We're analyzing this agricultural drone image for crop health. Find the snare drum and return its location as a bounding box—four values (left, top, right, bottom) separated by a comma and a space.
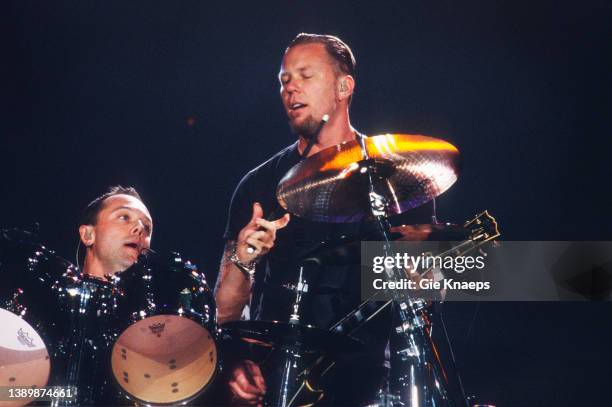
0, 229, 73, 407
110, 252, 217, 405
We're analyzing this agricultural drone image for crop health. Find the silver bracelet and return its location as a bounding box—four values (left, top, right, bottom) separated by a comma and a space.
230, 245, 256, 281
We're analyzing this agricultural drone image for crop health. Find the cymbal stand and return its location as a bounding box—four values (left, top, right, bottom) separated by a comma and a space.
355, 134, 465, 407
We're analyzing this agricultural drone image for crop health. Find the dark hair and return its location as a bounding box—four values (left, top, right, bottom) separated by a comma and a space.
80, 185, 143, 226
286, 33, 356, 78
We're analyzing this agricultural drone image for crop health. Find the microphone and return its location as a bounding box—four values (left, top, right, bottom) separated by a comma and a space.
301, 114, 329, 160
140, 247, 157, 256
136, 247, 157, 264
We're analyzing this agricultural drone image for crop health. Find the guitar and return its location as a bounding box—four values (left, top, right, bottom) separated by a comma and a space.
288, 210, 500, 406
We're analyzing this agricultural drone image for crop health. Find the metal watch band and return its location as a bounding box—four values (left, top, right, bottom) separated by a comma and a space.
230, 245, 256, 280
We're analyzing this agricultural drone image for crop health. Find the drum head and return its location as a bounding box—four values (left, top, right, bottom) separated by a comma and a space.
0, 309, 50, 407
111, 314, 217, 404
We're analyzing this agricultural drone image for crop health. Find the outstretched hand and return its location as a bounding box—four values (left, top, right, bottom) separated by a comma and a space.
236, 202, 290, 264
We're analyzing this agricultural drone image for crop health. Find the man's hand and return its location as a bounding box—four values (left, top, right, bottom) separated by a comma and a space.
236, 202, 290, 264
229, 360, 266, 406
215, 203, 290, 324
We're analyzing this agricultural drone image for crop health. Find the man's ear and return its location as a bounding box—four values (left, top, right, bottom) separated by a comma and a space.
79, 225, 95, 247
337, 75, 355, 101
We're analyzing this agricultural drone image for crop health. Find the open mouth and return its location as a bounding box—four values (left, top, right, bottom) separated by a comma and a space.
289, 102, 307, 111
124, 242, 139, 251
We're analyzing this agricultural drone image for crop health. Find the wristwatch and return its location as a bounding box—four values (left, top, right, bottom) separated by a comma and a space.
230, 245, 257, 282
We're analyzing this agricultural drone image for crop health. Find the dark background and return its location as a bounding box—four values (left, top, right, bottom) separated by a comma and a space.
3, 1, 612, 405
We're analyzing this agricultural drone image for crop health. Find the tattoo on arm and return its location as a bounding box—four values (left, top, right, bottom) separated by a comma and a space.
214, 241, 235, 295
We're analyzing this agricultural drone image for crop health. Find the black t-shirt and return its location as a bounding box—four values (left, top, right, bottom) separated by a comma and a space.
223, 141, 435, 404
223, 141, 434, 329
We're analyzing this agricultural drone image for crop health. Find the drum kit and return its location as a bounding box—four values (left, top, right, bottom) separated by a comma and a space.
0, 134, 499, 406
0, 231, 218, 406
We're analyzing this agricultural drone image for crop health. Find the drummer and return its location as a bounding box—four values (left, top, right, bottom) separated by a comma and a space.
78, 185, 152, 279
215, 34, 435, 405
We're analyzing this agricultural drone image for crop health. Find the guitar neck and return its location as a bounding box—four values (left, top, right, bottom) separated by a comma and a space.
330, 212, 500, 336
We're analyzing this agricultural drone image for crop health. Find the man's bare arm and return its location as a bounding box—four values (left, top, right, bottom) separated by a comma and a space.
215, 203, 290, 325
214, 241, 253, 325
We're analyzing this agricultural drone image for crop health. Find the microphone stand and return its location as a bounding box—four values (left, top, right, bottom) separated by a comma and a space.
267, 264, 310, 407
354, 133, 466, 407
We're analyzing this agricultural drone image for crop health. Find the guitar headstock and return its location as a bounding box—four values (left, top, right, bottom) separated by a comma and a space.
463, 210, 501, 243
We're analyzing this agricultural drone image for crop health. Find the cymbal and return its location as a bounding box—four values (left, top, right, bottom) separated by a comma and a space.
221, 320, 363, 354
277, 134, 460, 222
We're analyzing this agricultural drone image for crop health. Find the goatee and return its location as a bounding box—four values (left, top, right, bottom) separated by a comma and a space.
288, 115, 320, 140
